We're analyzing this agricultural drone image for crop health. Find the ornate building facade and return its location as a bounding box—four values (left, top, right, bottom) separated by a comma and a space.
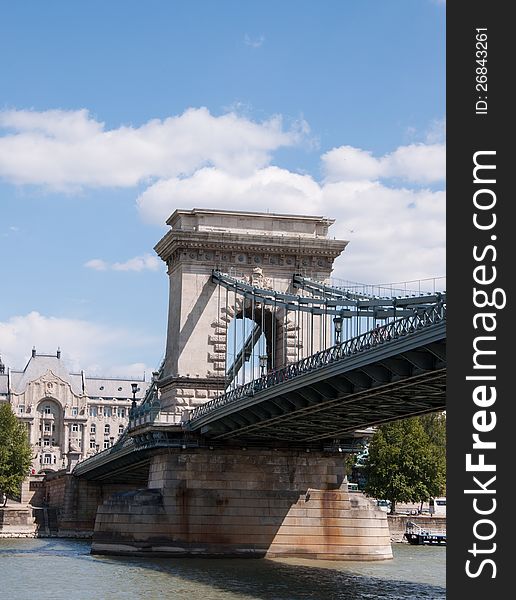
0, 349, 148, 473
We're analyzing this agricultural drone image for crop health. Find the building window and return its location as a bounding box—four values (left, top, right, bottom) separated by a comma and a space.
117, 407, 126, 418
89, 406, 97, 417
44, 423, 51, 433
90, 424, 96, 434
43, 454, 52, 464
72, 407, 78, 416
90, 441, 96, 449
118, 425, 124, 435
51, 438, 56, 446
72, 424, 79, 432
104, 406, 112, 418
103, 440, 110, 449
44, 439, 50, 447
19, 405, 25, 414
44, 405, 51, 414
104, 424, 110, 435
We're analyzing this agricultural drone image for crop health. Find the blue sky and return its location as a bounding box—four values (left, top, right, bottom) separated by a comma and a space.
0, 0, 445, 377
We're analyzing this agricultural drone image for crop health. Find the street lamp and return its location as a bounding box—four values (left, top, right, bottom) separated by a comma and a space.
333, 315, 343, 344
259, 355, 268, 377
130, 382, 140, 416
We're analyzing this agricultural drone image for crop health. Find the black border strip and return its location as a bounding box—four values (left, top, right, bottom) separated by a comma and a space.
447, 3, 512, 596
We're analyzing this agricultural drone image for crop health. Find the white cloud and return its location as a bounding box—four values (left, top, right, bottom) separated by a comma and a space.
84, 254, 161, 272
0, 105, 445, 286
0, 107, 301, 188
136, 166, 322, 225
383, 144, 445, 183
244, 34, 265, 48
84, 259, 108, 271
113, 254, 160, 272
320, 180, 445, 283
425, 117, 446, 144
0, 311, 157, 378
322, 142, 445, 184
322, 146, 381, 182
137, 163, 445, 283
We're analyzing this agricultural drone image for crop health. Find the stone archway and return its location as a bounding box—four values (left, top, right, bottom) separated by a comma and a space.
212, 298, 301, 382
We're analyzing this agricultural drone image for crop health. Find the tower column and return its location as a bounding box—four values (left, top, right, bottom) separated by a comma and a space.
154, 209, 347, 415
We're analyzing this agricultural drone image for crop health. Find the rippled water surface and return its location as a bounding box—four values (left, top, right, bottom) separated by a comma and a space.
0, 538, 445, 599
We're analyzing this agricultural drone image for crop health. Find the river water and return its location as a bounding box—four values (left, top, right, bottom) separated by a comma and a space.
0, 538, 445, 599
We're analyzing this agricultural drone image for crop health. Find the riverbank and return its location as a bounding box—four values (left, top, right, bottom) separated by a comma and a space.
387, 514, 446, 543
0, 505, 37, 538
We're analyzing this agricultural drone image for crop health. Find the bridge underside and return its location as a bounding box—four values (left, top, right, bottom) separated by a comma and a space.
75, 441, 150, 483
201, 369, 445, 443
191, 327, 446, 444
75, 327, 445, 483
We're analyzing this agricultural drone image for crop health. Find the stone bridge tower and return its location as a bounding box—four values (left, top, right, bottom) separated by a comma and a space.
154, 209, 348, 416
83, 209, 393, 561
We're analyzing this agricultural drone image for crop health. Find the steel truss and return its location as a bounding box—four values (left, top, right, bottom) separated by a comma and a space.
212, 270, 446, 318
187, 301, 446, 439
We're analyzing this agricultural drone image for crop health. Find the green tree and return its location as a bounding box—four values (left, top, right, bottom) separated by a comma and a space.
419, 412, 446, 497
363, 414, 446, 514
0, 403, 33, 506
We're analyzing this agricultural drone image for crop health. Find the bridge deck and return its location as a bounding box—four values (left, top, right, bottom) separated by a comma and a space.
74, 305, 445, 479
187, 320, 445, 442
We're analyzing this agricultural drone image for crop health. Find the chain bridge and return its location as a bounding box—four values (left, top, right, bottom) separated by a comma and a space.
69, 209, 446, 561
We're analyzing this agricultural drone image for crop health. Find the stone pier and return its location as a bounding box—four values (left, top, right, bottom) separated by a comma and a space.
0, 506, 37, 537
92, 447, 392, 560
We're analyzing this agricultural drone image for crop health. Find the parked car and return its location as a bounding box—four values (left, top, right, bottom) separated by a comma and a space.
377, 499, 391, 512
429, 497, 446, 516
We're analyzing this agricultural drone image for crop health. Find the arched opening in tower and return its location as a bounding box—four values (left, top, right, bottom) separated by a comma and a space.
224, 303, 295, 390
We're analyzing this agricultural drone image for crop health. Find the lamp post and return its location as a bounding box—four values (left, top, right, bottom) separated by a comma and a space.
259, 355, 268, 377
130, 382, 139, 417
333, 315, 343, 344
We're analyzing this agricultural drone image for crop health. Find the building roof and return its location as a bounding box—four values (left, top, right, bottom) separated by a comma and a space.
84, 377, 146, 400
5, 350, 148, 399
9, 353, 84, 395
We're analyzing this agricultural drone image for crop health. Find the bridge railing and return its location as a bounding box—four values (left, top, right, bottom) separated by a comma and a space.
129, 408, 182, 428
188, 303, 446, 424
73, 357, 166, 474
72, 434, 135, 474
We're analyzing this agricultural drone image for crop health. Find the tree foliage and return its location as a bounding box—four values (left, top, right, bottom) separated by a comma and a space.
0, 403, 33, 504
363, 413, 446, 513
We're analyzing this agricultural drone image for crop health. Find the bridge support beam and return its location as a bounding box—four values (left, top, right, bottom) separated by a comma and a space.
91, 447, 392, 560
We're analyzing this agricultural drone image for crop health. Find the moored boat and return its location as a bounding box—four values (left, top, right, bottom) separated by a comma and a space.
404, 521, 446, 545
